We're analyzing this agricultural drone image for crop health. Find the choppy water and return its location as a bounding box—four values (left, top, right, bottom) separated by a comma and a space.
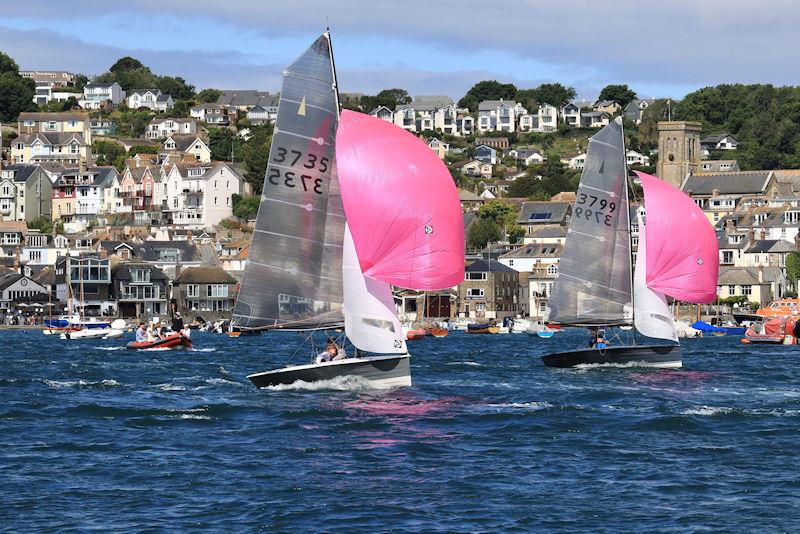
2, 329, 800, 531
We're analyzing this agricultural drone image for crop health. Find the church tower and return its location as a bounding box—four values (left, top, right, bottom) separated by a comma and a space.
656, 121, 702, 188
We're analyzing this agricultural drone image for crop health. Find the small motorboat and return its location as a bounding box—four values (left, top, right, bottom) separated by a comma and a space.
431, 328, 449, 338
127, 332, 193, 350
537, 330, 555, 339
466, 323, 496, 334
691, 320, 745, 336
743, 316, 799, 344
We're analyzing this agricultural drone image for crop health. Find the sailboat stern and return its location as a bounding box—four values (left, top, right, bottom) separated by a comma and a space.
541, 344, 682, 369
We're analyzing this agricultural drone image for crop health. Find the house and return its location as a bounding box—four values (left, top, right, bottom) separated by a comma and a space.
716, 266, 785, 308
94, 240, 137, 263
145, 118, 197, 140
32, 86, 82, 106
51, 166, 117, 229
594, 100, 621, 114
517, 201, 572, 243
461, 160, 492, 179
477, 99, 527, 133
561, 152, 587, 170
0, 164, 55, 222
458, 259, 519, 320
173, 266, 238, 320
0, 271, 50, 311
369, 106, 394, 122
622, 99, 651, 124
127, 89, 173, 112
701, 134, 738, 153
681, 171, 776, 224
161, 135, 212, 163
55, 254, 115, 315
698, 160, 740, 173
474, 137, 510, 150
561, 102, 581, 127
392, 96, 454, 133
509, 148, 546, 167
161, 162, 247, 229
218, 240, 249, 280
22, 230, 64, 266
246, 104, 277, 125
458, 188, 484, 213
519, 103, 558, 133
626, 150, 650, 167
426, 138, 450, 159
80, 82, 125, 109
498, 243, 562, 319
216, 90, 279, 112
474, 145, 497, 165
111, 263, 170, 318
0, 221, 27, 259
190, 103, 235, 125
89, 118, 117, 136
20, 70, 74, 87
120, 163, 160, 223
580, 112, 611, 129
13, 112, 92, 164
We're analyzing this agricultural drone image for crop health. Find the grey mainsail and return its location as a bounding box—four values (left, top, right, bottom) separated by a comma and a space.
232, 33, 345, 330
548, 117, 632, 326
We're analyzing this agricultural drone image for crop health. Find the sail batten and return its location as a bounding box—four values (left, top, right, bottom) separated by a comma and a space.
232, 34, 344, 331
548, 118, 633, 326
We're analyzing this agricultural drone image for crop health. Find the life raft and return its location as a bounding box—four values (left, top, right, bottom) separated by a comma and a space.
127, 332, 193, 350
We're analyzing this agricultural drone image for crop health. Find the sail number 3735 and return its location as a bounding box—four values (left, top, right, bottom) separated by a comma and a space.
269, 147, 329, 194
575, 193, 616, 227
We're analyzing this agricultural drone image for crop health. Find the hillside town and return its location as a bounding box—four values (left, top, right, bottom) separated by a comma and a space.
0, 65, 798, 326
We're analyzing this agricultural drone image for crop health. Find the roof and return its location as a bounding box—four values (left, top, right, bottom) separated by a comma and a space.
745, 239, 797, 254
595, 100, 618, 107
682, 172, 772, 196
0, 221, 28, 234
216, 90, 279, 108
701, 134, 737, 144
526, 224, 568, 238
128, 88, 160, 96
463, 212, 478, 230
500, 243, 563, 259
517, 201, 571, 224
0, 273, 25, 291
465, 259, 516, 273
111, 263, 168, 281
16, 132, 86, 146
478, 100, 519, 111
174, 266, 237, 284
718, 266, 783, 285
138, 241, 201, 263
3, 164, 41, 183
18, 112, 88, 122
85, 82, 117, 88
458, 189, 482, 202
164, 135, 207, 152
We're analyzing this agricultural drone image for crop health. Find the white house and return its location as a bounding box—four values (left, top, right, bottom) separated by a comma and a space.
509, 148, 546, 166
626, 150, 651, 167
561, 152, 587, 169
190, 103, 231, 125
461, 160, 492, 179
162, 162, 248, 229
477, 99, 527, 133
80, 82, 126, 109
369, 106, 394, 123
33, 86, 82, 106
561, 102, 581, 127
519, 103, 558, 133
426, 138, 450, 159
580, 112, 611, 128
161, 135, 212, 163
145, 118, 197, 140
127, 89, 173, 112
246, 104, 277, 125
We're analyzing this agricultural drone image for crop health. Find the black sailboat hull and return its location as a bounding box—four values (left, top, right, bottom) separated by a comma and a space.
542, 344, 682, 368
248, 354, 411, 388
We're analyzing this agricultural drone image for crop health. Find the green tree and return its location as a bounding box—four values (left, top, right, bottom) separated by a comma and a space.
167, 99, 191, 118
598, 84, 637, 108
467, 217, 501, 249
458, 80, 518, 111
209, 127, 235, 161
28, 215, 53, 234
517, 83, 576, 108
232, 194, 262, 220
360, 88, 412, 112
110, 57, 146, 73
196, 88, 222, 103
0, 52, 35, 121
72, 74, 89, 92
157, 75, 195, 100
478, 200, 519, 228
127, 145, 158, 155
93, 140, 126, 166
786, 251, 800, 290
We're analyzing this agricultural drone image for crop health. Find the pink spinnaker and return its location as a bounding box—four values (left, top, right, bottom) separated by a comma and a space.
635, 171, 718, 304
336, 110, 465, 290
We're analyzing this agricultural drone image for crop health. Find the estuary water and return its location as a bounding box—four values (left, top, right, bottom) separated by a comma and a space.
2, 329, 799, 532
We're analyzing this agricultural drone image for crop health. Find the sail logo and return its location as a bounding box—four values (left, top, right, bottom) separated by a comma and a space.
424, 225, 433, 234
298, 96, 307, 116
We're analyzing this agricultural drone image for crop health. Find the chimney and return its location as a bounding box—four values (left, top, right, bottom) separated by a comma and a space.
79, 157, 87, 174
725, 219, 734, 233
759, 229, 766, 241
187, 229, 193, 243
795, 232, 800, 251
13, 246, 20, 273
758, 265, 764, 283
99, 247, 108, 260
748, 228, 755, 244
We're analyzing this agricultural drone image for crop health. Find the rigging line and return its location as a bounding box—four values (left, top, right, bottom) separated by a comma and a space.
252, 228, 344, 248
260, 195, 346, 217
589, 138, 624, 151
557, 272, 631, 295
283, 70, 332, 86
273, 129, 332, 146
280, 97, 337, 115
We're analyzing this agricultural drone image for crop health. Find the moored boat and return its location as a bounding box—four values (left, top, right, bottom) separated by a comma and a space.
743, 316, 800, 344
430, 328, 448, 337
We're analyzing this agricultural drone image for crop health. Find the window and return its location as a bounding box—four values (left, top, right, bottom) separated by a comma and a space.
207, 284, 228, 297
29, 250, 42, 262
741, 285, 752, 296
468, 288, 485, 298
722, 251, 733, 264
466, 272, 487, 280
530, 212, 552, 220
547, 264, 558, 275
186, 284, 199, 297
131, 269, 150, 283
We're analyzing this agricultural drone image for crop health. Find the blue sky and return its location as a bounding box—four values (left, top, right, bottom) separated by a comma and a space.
0, 1, 796, 101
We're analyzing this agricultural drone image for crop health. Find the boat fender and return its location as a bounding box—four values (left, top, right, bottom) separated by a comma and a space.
596, 342, 607, 348
740, 338, 750, 344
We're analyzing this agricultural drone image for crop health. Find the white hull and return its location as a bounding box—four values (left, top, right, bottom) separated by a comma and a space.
248, 354, 411, 389
61, 328, 125, 340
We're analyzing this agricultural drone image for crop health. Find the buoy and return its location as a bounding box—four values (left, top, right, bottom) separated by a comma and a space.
741, 338, 751, 344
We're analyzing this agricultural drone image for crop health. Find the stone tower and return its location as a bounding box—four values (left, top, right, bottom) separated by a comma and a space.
656, 121, 702, 188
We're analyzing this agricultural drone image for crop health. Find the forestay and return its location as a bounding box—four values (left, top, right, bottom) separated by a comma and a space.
633, 214, 678, 342
232, 34, 345, 330
548, 118, 632, 326
343, 226, 407, 354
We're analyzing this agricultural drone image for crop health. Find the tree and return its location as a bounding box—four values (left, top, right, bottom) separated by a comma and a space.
232, 194, 261, 220
28, 215, 53, 234
157, 75, 195, 100
458, 80, 518, 111
110, 57, 146, 73
507, 174, 540, 198
467, 218, 501, 249
93, 140, 126, 166
0, 52, 35, 121
517, 83, 576, 109
196, 88, 222, 103
209, 127, 235, 161
359, 88, 412, 112
73, 74, 89, 92
786, 252, 800, 290
167, 99, 191, 118
127, 145, 158, 155
478, 200, 519, 228
598, 84, 637, 108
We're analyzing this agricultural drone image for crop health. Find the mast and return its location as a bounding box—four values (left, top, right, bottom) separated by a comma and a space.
620, 119, 635, 325
326, 29, 341, 117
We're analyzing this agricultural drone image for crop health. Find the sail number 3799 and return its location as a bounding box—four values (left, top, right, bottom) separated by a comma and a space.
575, 193, 616, 227
269, 147, 330, 194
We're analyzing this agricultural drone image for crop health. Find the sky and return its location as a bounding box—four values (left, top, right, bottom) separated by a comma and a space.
1, 0, 798, 101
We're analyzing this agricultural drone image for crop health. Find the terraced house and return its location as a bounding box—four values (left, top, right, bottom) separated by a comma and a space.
13, 112, 92, 165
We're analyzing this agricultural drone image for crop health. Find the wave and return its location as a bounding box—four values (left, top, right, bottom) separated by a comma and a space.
42, 378, 124, 389
681, 405, 738, 416
153, 383, 187, 392
97, 347, 125, 352
486, 401, 553, 411
446, 361, 483, 367
191, 348, 217, 352
267, 375, 397, 392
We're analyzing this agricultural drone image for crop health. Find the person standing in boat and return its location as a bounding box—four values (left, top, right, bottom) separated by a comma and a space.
135, 322, 147, 343
172, 312, 184, 335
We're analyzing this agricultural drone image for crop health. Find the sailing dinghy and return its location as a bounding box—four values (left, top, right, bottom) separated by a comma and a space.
234, 33, 463, 388
542, 119, 718, 368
